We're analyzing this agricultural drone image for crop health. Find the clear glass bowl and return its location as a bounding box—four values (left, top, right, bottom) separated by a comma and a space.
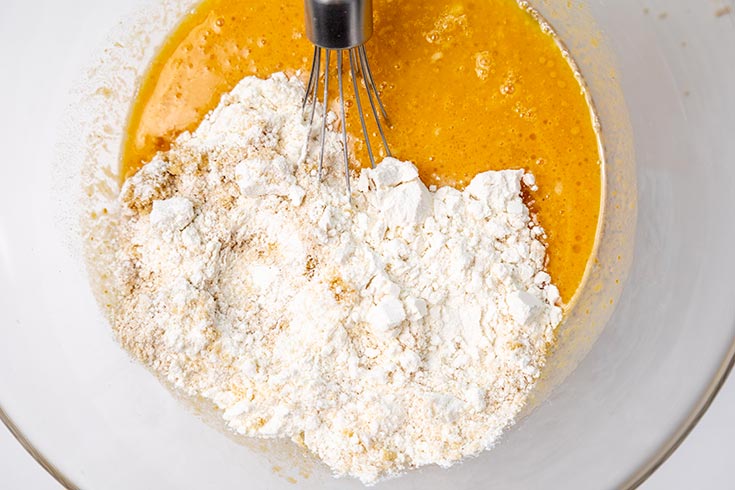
1, 0, 733, 488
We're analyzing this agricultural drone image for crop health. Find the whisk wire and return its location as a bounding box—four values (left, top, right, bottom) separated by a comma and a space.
359, 46, 391, 127
337, 50, 352, 194
349, 48, 376, 168
307, 48, 321, 128
318, 49, 331, 182
357, 46, 392, 159
302, 45, 321, 171
303, 46, 319, 111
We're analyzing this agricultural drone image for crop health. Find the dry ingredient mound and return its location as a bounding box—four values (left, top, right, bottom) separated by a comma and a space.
113, 72, 562, 484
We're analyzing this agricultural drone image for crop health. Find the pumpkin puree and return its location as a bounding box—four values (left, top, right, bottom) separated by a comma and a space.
122, 0, 602, 303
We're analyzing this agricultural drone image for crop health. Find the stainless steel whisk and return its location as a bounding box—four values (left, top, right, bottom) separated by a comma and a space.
303, 0, 391, 192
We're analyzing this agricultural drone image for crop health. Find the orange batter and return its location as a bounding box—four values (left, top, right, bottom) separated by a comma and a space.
122, 0, 602, 303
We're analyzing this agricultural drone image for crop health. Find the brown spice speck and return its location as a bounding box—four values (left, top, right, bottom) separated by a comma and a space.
329, 276, 354, 302
304, 255, 317, 279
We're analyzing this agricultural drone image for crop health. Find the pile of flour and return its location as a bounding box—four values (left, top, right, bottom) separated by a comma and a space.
113, 72, 562, 484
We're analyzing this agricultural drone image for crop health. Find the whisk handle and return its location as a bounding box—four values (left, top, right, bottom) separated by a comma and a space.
304, 0, 373, 50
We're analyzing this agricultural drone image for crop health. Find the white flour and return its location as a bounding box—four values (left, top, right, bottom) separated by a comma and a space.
113, 73, 562, 484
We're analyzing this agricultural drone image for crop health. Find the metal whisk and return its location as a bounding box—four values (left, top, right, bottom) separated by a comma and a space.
303, 0, 392, 192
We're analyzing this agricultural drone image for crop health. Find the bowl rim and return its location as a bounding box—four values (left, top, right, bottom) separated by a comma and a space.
2, 333, 735, 490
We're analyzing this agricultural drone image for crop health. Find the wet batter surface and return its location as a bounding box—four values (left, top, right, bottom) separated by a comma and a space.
122, 0, 602, 303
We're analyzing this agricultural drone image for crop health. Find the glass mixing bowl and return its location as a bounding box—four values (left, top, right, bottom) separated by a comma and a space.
1, 0, 733, 488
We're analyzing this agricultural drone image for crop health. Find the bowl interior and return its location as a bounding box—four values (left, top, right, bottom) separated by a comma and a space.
1, 0, 734, 489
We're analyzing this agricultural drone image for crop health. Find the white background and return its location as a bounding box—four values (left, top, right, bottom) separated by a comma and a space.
2, 372, 734, 489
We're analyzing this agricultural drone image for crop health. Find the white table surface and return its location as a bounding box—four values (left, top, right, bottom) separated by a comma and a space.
2, 372, 734, 489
